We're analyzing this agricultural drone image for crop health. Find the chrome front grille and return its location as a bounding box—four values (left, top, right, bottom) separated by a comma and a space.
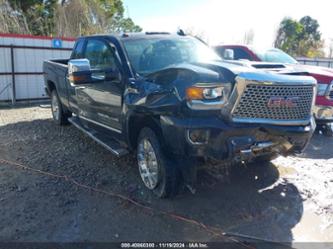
232, 84, 314, 123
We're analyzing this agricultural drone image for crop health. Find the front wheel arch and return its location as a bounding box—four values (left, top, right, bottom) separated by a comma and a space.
126, 113, 165, 151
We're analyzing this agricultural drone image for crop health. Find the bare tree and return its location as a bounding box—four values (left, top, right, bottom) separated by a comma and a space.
183, 26, 209, 44
1, 0, 141, 37
55, 0, 92, 37
0, 0, 30, 34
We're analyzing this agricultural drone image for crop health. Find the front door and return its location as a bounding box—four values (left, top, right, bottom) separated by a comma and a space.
76, 38, 123, 133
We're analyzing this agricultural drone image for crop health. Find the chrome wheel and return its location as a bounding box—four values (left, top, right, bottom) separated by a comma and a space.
51, 92, 59, 121
137, 138, 159, 189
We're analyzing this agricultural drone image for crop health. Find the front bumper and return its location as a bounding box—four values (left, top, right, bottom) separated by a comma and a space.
313, 105, 333, 123
161, 115, 315, 162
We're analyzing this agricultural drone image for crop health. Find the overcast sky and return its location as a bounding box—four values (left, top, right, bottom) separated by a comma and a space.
123, 0, 333, 52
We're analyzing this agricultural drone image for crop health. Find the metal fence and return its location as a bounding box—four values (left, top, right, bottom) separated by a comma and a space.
0, 34, 75, 104
296, 57, 333, 68
0, 44, 72, 104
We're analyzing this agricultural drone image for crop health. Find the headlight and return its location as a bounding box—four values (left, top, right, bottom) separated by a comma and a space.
203, 87, 224, 99
185, 84, 232, 110
317, 83, 328, 96
186, 86, 224, 100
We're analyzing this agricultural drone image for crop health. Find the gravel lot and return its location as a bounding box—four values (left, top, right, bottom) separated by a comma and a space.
0, 105, 332, 245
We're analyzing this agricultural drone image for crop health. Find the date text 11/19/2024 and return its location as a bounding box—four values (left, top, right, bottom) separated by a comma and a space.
120, 242, 208, 248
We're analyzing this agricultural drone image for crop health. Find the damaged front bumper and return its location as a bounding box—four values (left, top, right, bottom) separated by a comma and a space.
161, 115, 316, 162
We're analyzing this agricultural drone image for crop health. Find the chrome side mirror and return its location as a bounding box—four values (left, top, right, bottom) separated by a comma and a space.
68, 59, 92, 84
224, 49, 234, 60
68, 59, 91, 74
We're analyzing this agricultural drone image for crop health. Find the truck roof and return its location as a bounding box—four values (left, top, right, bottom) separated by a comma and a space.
79, 32, 184, 41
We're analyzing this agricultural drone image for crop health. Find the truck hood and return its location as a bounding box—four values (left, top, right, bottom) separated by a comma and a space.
128, 60, 316, 117
289, 64, 333, 82
228, 59, 333, 83
225, 59, 287, 70
146, 60, 316, 85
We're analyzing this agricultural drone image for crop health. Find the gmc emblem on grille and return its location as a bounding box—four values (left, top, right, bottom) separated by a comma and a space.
267, 96, 299, 108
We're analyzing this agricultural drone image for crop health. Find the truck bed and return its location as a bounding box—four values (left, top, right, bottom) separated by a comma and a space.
43, 58, 73, 110
47, 59, 69, 66
44, 58, 69, 77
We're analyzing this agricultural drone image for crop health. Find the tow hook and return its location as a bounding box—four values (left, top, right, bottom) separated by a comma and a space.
251, 141, 274, 152
240, 141, 274, 161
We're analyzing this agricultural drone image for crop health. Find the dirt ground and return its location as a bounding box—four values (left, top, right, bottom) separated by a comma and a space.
0, 105, 332, 246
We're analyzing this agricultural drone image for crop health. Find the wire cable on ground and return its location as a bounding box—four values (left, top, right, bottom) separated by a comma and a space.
0, 158, 265, 249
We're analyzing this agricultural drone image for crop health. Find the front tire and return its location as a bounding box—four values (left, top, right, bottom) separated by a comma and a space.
321, 123, 333, 137
137, 127, 181, 198
51, 90, 71, 125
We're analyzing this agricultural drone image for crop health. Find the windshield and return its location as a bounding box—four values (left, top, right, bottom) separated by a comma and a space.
122, 36, 221, 75
251, 47, 298, 64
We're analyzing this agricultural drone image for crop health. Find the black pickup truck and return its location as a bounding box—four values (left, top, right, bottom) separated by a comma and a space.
43, 32, 316, 198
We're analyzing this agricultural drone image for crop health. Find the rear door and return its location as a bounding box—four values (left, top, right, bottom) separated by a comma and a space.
76, 38, 124, 133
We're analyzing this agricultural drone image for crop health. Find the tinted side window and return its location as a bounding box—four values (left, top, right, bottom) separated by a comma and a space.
214, 47, 225, 58
71, 40, 85, 59
233, 48, 253, 60
84, 39, 117, 70
214, 47, 253, 61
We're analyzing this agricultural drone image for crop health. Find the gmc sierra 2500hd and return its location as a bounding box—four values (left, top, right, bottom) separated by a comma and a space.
43, 32, 316, 198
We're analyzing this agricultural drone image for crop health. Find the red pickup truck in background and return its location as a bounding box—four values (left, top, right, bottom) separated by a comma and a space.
214, 45, 333, 136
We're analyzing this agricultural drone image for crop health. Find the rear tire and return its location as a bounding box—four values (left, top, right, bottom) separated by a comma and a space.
51, 90, 71, 125
137, 127, 181, 198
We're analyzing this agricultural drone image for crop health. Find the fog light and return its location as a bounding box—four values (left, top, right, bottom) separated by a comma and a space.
187, 129, 209, 144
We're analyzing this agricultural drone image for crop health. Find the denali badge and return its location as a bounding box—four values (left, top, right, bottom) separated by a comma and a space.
267, 96, 299, 108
